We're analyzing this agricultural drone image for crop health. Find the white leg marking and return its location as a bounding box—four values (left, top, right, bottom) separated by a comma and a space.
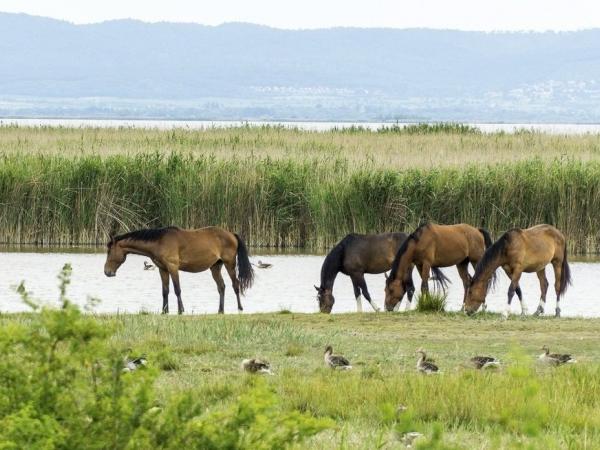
503, 303, 510, 318
520, 297, 528, 315
355, 295, 363, 313
368, 299, 381, 312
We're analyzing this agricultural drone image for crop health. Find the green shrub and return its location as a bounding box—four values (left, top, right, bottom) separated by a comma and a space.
416, 292, 447, 313
0, 265, 333, 449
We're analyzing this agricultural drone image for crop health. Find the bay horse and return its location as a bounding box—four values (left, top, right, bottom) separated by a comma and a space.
104, 226, 254, 314
464, 224, 571, 317
314, 232, 418, 313
384, 223, 493, 311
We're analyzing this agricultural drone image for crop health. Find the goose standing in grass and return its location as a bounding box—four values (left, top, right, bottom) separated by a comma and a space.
401, 431, 424, 448
416, 349, 439, 374
470, 356, 501, 369
539, 346, 576, 365
252, 260, 273, 269
324, 345, 352, 370
143, 261, 155, 270
123, 355, 147, 372
241, 358, 273, 375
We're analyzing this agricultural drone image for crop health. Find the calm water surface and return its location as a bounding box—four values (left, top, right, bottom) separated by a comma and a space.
1, 251, 599, 317
2, 118, 600, 134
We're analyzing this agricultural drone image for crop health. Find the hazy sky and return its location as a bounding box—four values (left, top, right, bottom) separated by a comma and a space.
1, 0, 600, 31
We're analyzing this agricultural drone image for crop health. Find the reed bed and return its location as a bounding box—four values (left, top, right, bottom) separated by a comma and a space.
0, 151, 598, 251
1, 125, 599, 251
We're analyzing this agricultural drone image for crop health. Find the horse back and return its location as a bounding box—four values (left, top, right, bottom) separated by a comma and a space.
174, 226, 238, 270
342, 232, 407, 274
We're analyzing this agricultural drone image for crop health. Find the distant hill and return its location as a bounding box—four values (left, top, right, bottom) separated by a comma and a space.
1, 12, 600, 122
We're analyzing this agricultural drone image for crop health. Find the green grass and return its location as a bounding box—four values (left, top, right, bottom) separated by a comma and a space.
4, 311, 600, 449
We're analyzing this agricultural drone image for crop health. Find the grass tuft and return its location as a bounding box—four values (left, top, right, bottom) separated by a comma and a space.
416, 292, 447, 313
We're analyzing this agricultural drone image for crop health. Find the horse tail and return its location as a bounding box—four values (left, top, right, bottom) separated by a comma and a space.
431, 267, 451, 291
478, 228, 493, 249
559, 242, 572, 298
478, 227, 497, 288
234, 233, 254, 295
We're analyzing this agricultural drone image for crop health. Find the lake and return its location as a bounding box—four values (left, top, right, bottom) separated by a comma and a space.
2, 118, 600, 134
1, 250, 598, 317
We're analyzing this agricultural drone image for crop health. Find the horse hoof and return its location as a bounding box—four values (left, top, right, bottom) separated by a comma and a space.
555, 309, 561, 318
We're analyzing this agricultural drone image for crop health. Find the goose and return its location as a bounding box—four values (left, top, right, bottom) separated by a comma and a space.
252, 260, 273, 269
123, 355, 147, 372
324, 345, 352, 370
539, 346, 576, 365
416, 349, 439, 374
400, 431, 424, 448
470, 356, 501, 369
241, 358, 273, 375
143, 261, 155, 270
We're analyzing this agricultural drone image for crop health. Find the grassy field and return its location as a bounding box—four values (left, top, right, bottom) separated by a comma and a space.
2, 123, 600, 168
1, 124, 600, 252
4, 310, 600, 449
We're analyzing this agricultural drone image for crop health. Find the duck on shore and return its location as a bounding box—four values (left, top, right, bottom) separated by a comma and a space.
416, 349, 439, 374
470, 356, 501, 369
123, 355, 147, 372
241, 358, 273, 375
252, 260, 273, 269
324, 345, 352, 370
539, 346, 576, 365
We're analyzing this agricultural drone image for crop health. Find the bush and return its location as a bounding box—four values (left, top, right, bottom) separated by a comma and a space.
0, 264, 333, 449
416, 292, 447, 313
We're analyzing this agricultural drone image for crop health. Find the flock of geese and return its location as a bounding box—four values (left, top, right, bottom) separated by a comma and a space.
239, 345, 576, 375
122, 346, 576, 374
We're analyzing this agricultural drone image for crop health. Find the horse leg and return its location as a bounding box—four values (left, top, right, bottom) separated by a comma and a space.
356, 275, 380, 312
505, 269, 522, 318
551, 260, 562, 318
211, 262, 226, 314
533, 269, 549, 317
404, 271, 416, 311
350, 276, 363, 312
419, 263, 431, 293
169, 270, 185, 315
470, 260, 486, 312
159, 268, 169, 314
457, 260, 471, 312
515, 285, 526, 315
225, 262, 243, 313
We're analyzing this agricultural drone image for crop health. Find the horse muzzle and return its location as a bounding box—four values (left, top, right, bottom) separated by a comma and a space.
104, 270, 116, 277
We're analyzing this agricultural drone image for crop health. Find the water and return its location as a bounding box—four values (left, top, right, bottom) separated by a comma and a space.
2, 118, 600, 134
1, 251, 599, 317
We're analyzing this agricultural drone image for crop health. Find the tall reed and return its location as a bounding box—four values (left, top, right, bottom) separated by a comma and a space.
0, 152, 597, 252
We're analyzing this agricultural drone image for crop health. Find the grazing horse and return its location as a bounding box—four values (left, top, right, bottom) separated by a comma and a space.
464, 224, 571, 317
315, 233, 416, 313
384, 223, 493, 311
104, 226, 254, 314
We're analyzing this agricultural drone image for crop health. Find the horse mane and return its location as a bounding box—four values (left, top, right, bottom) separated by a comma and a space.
472, 229, 514, 289
110, 226, 179, 246
388, 223, 429, 282
320, 234, 356, 288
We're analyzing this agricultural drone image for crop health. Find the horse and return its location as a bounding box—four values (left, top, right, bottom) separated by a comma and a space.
464, 224, 571, 317
384, 223, 493, 311
314, 233, 417, 313
104, 226, 254, 314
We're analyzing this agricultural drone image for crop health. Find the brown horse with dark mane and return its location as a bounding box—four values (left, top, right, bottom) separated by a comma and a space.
384, 223, 493, 311
104, 226, 254, 314
315, 233, 417, 313
464, 224, 571, 317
